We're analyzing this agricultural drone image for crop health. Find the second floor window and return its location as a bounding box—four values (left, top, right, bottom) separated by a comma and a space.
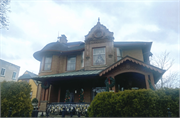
1, 68, 6, 76
12, 72, 16, 80
117, 48, 122, 61
93, 47, 106, 66
44, 56, 52, 71
81, 51, 84, 67
67, 56, 76, 71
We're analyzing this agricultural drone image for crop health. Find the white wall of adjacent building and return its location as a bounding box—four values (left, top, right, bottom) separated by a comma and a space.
0, 59, 20, 82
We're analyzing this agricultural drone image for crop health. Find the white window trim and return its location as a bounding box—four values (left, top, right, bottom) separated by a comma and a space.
0, 67, 6, 76
12, 71, 16, 80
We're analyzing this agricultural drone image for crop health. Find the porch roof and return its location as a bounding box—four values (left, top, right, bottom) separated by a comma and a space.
32, 70, 102, 81
99, 56, 166, 83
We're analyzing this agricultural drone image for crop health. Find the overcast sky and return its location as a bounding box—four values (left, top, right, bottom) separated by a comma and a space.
0, 0, 179, 80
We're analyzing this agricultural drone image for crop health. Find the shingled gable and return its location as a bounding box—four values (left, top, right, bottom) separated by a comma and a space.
99, 56, 166, 83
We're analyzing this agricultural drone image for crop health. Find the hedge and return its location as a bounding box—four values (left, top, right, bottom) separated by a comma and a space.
88, 88, 179, 117
1, 81, 33, 117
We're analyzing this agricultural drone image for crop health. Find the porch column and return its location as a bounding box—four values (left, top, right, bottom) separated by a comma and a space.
38, 84, 42, 107
150, 73, 156, 89
145, 74, 150, 89
57, 87, 61, 102
48, 85, 52, 102
41, 88, 45, 101
45, 88, 49, 101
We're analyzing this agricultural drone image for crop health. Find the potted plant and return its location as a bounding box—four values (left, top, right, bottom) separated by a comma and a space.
32, 98, 38, 106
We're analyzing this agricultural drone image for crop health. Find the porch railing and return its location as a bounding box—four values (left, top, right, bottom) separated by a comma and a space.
46, 102, 90, 117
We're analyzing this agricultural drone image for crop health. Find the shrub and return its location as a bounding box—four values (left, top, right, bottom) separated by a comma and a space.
32, 98, 38, 103
88, 88, 179, 117
1, 81, 33, 117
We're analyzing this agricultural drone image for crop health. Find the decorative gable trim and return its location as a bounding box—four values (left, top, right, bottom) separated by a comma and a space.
99, 56, 165, 76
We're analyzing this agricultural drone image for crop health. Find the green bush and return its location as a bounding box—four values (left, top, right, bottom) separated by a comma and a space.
32, 98, 38, 103
1, 81, 33, 117
88, 88, 179, 117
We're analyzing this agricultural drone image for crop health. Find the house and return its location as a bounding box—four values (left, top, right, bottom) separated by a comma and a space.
32, 20, 165, 111
0, 59, 20, 82
18, 70, 38, 100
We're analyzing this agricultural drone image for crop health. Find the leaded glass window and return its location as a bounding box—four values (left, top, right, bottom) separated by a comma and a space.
67, 56, 76, 71
93, 47, 106, 66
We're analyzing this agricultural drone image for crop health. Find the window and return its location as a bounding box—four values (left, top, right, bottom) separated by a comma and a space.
67, 56, 76, 71
93, 47, 105, 66
1, 68, 6, 76
81, 51, 84, 67
44, 56, 52, 71
12, 72, 16, 80
116, 48, 122, 61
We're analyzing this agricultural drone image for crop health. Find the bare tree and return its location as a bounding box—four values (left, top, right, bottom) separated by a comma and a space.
0, 0, 10, 29
150, 51, 175, 88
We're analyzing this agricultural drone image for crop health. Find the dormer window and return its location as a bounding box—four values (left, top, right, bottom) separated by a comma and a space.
67, 56, 76, 71
44, 56, 52, 71
116, 48, 122, 61
93, 47, 106, 66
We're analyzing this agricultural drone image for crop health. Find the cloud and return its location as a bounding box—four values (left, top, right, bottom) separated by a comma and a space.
1, 0, 179, 77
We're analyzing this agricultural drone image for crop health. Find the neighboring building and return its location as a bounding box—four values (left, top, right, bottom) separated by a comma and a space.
18, 70, 38, 100
0, 59, 20, 82
32, 20, 165, 111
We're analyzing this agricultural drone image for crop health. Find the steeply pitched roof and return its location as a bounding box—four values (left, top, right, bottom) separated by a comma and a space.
18, 70, 38, 85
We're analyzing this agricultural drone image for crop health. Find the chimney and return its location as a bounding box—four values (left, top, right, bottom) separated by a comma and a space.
58, 34, 67, 43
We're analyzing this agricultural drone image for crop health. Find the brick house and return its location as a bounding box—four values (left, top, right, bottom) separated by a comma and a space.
33, 20, 165, 111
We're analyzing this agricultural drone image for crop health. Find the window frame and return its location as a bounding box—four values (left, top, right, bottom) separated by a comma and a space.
43, 56, 52, 71
92, 47, 106, 66
12, 71, 16, 80
66, 55, 77, 71
0, 67, 6, 76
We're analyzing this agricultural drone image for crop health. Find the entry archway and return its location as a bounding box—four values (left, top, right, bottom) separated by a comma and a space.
115, 72, 146, 91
